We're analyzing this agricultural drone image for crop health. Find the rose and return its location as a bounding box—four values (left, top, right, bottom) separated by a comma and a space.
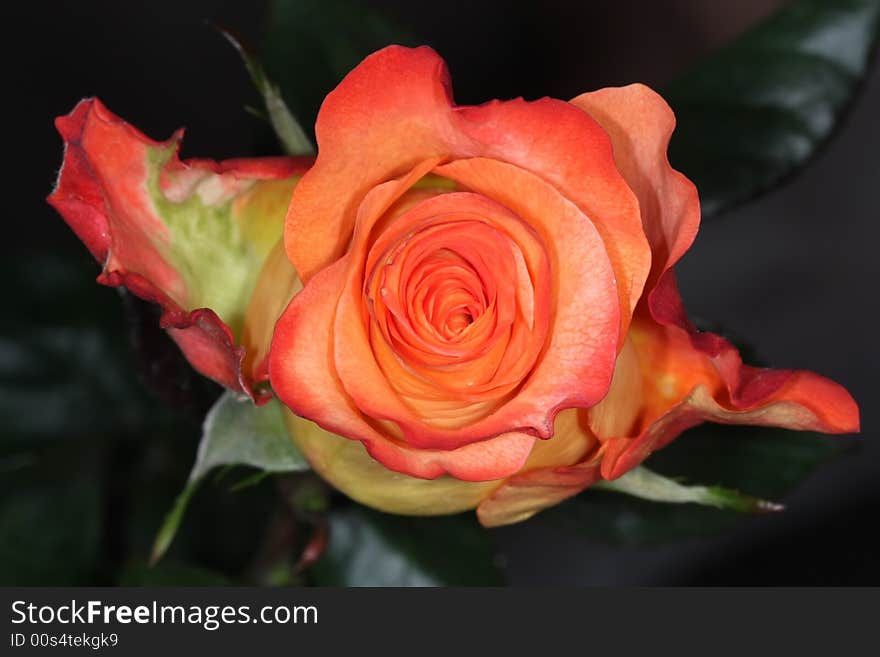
268, 46, 859, 526
49, 48, 859, 529
48, 98, 313, 402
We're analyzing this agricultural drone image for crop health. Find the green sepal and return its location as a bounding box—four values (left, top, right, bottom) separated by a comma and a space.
217, 26, 315, 156
595, 465, 783, 514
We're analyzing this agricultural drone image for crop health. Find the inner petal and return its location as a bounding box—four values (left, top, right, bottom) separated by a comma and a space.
334, 186, 555, 448
413, 251, 486, 340
375, 220, 515, 370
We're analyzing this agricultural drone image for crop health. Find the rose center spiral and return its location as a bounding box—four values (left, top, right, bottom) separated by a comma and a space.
412, 248, 488, 341
366, 218, 517, 371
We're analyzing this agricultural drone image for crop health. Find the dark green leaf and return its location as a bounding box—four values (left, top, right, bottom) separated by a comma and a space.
311, 507, 504, 586
550, 489, 745, 547
646, 425, 843, 500
551, 425, 843, 546
263, 0, 416, 132
664, 0, 880, 217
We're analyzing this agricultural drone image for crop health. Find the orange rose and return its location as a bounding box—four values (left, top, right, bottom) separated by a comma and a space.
266, 45, 855, 526
269, 47, 858, 526
46, 43, 860, 535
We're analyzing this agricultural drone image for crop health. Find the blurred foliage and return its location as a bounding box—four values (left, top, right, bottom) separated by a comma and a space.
0, 255, 156, 448
119, 561, 233, 586
663, 0, 880, 217
0, 469, 101, 585
310, 507, 504, 586
0, 253, 276, 585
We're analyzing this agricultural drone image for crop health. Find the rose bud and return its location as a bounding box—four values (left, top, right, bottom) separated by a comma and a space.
49, 99, 313, 402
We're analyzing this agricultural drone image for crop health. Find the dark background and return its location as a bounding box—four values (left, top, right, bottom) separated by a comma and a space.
12, 0, 879, 584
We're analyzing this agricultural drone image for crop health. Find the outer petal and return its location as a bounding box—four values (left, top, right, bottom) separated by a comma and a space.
599, 274, 860, 479
48, 98, 311, 399
241, 240, 303, 385
283, 411, 498, 515
571, 84, 700, 289
476, 409, 604, 527
285, 45, 649, 336
476, 339, 641, 527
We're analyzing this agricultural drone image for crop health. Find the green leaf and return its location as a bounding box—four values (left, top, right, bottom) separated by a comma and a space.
263, 0, 417, 132
595, 465, 783, 513
551, 425, 842, 546
151, 392, 309, 564
311, 507, 504, 586
191, 392, 310, 483
216, 27, 315, 156
663, 0, 880, 217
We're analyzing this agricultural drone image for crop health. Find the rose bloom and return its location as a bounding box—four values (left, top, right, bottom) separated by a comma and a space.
51, 46, 858, 527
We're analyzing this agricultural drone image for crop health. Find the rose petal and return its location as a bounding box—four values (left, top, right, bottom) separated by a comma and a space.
285, 46, 458, 283
453, 100, 648, 336
475, 339, 642, 527
284, 411, 499, 515
600, 274, 860, 479
241, 239, 303, 385
285, 46, 649, 337
309, 152, 620, 449
47, 98, 311, 399
572, 84, 700, 289
476, 409, 602, 527
476, 273, 860, 526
